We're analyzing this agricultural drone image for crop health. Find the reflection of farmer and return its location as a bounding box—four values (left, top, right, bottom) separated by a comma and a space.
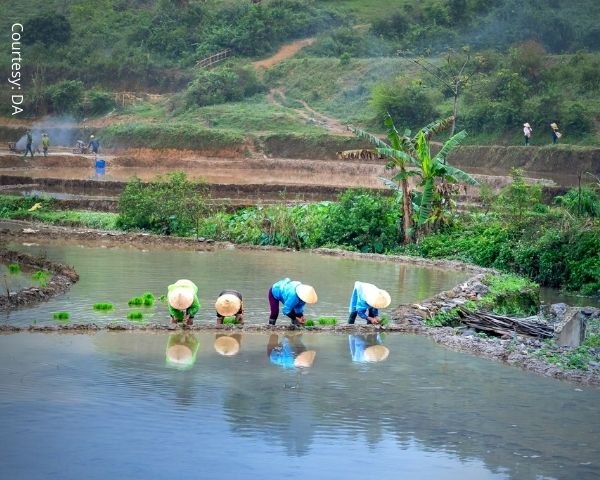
88, 134, 100, 154
23, 130, 34, 158
268, 278, 317, 326
348, 334, 389, 363
214, 333, 242, 356
41, 133, 50, 156
166, 332, 199, 368
168, 279, 200, 325
267, 333, 316, 369
348, 281, 391, 325
215, 290, 244, 325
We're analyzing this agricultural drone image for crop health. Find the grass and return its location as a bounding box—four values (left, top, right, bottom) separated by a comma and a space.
317, 316, 338, 325
535, 339, 597, 371
93, 303, 114, 310
52, 311, 70, 321
481, 274, 540, 317
128, 296, 144, 306
425, 307, 461, 327
8, 263, 20, 274
127, 311, 144, 321
32, 270, 51, 286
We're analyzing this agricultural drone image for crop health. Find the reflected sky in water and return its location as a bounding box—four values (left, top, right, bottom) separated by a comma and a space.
0, 332, 598, 480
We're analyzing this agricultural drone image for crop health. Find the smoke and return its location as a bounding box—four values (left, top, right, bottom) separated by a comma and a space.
15, 116, 81, 151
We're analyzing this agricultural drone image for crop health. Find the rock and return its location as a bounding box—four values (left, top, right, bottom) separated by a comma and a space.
472, 283, 489, 295
206, 239, 214, 243
22, 228, 39, 234
197, 237, 206, 242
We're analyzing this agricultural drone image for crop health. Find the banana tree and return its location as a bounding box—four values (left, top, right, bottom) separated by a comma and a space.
352, 115, 419, 244
413, 129, 478, 232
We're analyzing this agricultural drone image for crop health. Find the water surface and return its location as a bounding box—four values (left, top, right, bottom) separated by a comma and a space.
0, 332, 598, 480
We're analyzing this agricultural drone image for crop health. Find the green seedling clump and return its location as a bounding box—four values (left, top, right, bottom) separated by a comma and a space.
32, 270, 51, 286
93, 303, 114, 311
317, 317, 337, 325
304, 319, 315, 327
128, 296, 144, 306
52, 311, 70, 321
158, 294, 167, 303
127, 311, 144, 321
223, 317, 240, 325
143, 292, 155, 306
380, 314, 390, 326
8, 263, 20, 274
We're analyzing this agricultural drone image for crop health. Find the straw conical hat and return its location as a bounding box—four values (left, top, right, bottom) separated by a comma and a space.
363, 345, 389, 362
168, 288, 194, 311
294, 350, 316, 368
166, 344, 193, 364
215, 294, 242, 317
364, 285, 391, 309
214, 336, 240, 356
296, 284, 318, 304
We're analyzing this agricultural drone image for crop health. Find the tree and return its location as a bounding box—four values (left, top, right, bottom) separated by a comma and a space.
23, 15, 71, 46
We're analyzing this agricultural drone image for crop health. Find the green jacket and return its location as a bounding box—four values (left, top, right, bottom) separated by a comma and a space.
167, 279, 200, 321
42, 136, 50, 148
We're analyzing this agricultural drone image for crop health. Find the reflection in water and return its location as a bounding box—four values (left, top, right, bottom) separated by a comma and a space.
214, 333, 242, 356
349, 334, 390, 363
268, 333, 317, 369
165, 333, 199, 369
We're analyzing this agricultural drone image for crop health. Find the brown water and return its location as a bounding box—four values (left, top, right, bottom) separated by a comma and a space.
0, 331, 598, 480
2, 243, 469, 326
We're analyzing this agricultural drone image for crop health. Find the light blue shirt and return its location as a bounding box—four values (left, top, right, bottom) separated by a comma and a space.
272, 278, 305, 315
269, 337, 296, 369
349, 281, 380, 320
349, 334, 383, 362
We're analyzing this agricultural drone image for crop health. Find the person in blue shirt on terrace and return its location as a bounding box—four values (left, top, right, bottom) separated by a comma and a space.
348, 281, 391, 325
268, 278, 318, 325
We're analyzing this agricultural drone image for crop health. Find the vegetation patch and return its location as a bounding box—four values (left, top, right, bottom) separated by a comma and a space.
8, 263, 20, 274
52, 311, 70, 321
317, 317, 337, 325
480, 274, 540, 317
304, 319, 315, 328
127, 311, 144, 321
222, 317, 240, 325
142, 293, 155, 306
32, 270, 51, 287
128, 296, 144, 306
93, 303, 114, 311
425, 307, 462, 327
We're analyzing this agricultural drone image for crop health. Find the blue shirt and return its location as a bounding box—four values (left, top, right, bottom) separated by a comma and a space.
349, 281, 380, 320
271, 278, 305, 315
348, 334, 383, 362
269, 337, 296, 369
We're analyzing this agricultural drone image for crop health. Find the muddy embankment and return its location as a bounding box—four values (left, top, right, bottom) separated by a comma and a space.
0, 249, 79, 309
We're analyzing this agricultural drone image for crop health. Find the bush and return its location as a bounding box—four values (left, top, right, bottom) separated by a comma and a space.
23, 14, 71, 46
480, 274, 540, 316
554, 187, 600, 218
86, 90, 116, 115
45, 80, 84, 115
117, 172, 210, 235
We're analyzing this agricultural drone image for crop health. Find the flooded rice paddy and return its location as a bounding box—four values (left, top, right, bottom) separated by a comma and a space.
0, 331, 598, 480
2, 243, 470, 326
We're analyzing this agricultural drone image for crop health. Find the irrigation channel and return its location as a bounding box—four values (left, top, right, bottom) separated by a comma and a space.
1, 241, 599, 479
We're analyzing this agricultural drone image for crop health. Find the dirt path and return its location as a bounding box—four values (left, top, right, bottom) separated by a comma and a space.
267, 88, 352, 136
253, 38, 315, 69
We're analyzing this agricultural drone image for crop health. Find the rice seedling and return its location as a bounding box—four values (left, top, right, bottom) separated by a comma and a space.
223, 317, 240, 325
127, 311, 144, 321
52, 311, 70, 321
317, 317, 337, 325
158, 294, 167, 303
304, 319, 315, 327
93, 303, 114, 311
380, 314, 390, 326
143, 292, 155, 306
128, 296, 144, 306
8, 263, 20, 274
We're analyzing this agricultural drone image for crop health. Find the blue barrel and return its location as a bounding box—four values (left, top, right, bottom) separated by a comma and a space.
95, 159, 105, 168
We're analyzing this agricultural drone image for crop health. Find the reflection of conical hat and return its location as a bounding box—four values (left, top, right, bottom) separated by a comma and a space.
168, 288, 193, 311
215, 294, 242, 317
166, 344, 193, 364
294, 350, 316, 368
296, 284, 317, 304
364, 285, 391, 309
214, 336, 240, 356
363, 345, 389, 362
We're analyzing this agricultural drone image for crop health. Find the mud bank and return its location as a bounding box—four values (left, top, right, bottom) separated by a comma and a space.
0, 249, 79, 310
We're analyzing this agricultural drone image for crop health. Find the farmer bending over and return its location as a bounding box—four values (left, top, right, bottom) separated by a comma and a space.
348, 281, 391, 325
168, 279, 200, 326
215, 290, 244, 325
268, 278, 317, 326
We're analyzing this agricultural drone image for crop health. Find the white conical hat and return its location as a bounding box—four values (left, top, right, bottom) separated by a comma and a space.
363, 345, 389, 362
215, 294, 242, 317
364, 285, 391, 309
294, 350, 316, 368
168, 288, 194, 311
296, 284, 318, 304
214, 336, 240, 356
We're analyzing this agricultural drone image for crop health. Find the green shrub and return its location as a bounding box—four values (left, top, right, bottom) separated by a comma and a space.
52, 311, 70, 321
45, 80, 84, 115
8, 264, 20, 274
93, 303, 114, 310
86, 90, 116, 115
554, 187, 600, 218
480, 274, 540, 316
23, 14, 71, 46
425, 308, 461, 327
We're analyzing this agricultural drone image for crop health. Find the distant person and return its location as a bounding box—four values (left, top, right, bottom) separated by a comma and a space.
348, 334, 390, 363
88, 135, 100, 155
22, 130, 34, 158
268, 278, 318, 325
523, 123, 532, 146
267, 333, 316, 369
41, 133, 50, 157
348, 281, 391, 325
215, 290, 244, 325
167, 279, 200, 326
550, 122, 561, 144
